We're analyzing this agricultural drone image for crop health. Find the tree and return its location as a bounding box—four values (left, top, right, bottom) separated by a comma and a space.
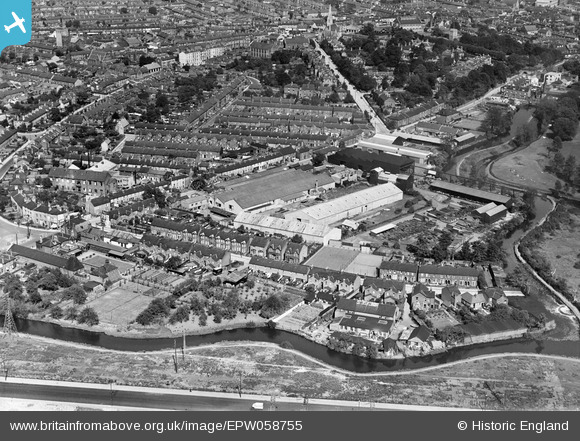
62, 285, 87, 305
563, 155, 577, 183
550, 136, 562, 153
64, 306, 78, 321
552, 117, 578, 141
260, 293, 292, 319
50, 305, 63, 319
40, 177, 52, 188
135, 298, 171, 325
199, 310, 208, 326
344, 92, 355, 104
27, 285, 42, 304
311, 152, 325, 167
482, 107, 512, 138
165, 255, 182, 271
148, 6, 157, 15
77, 307, 99, 326
352, 341, 365, 357
549, 151, 566, 175
366, 344, 378, 359
169, 306, 190, 324
290, 234, 304, 244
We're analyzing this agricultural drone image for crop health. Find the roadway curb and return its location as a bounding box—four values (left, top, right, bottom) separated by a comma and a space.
0, 377, 477, 411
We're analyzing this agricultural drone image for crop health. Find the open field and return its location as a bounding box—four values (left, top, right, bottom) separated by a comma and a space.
491, 136, 557, 191
0, 336, 579, 410
83, 283, 165, 326
536, 205, 580, 302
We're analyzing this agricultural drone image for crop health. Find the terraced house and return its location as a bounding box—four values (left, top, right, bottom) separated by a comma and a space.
49, 168, 117, 196
418, 265, 480, 287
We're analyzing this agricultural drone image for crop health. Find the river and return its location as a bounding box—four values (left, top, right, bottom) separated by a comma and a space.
501, 195, 553, 274
3, 317, 579, 373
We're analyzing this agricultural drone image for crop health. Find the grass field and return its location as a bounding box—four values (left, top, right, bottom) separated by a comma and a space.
491, 136, 557, 191
84, 282, 164, 325
537, 205, 580, 302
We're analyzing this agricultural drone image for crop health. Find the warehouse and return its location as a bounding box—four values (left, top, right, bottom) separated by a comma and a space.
429, 180, 512, 207
285, 182, 403, 226
233, 212, 341, 245
210, 169, 335, 215
483, 204, 508, 224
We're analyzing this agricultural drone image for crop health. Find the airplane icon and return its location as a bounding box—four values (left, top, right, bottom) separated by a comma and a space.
4, 12, 26, 34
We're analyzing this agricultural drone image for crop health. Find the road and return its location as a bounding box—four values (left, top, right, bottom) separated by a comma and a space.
0, 381, 389, 411
313, 39, 389, 135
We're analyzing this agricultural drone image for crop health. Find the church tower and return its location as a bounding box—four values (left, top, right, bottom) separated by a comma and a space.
327, 5, 333, 28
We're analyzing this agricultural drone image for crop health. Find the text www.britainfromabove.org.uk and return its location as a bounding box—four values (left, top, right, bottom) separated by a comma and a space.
10, 420, 304, 433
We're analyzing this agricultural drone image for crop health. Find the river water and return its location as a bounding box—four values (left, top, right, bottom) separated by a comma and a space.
5, 317, 579, 373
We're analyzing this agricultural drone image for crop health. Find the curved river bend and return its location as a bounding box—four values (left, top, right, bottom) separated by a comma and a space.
9, 318, 580, 373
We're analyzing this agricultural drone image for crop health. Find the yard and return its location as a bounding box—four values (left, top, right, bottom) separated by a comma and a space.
276, 303, 323, 332
427, 309, 460, 330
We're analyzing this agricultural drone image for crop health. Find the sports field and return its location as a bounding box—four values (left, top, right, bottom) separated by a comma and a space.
84, 282, 164, 325
491, 136, 557, 191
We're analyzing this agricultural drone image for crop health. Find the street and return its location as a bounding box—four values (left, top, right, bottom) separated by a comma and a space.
313, 40, 390, 135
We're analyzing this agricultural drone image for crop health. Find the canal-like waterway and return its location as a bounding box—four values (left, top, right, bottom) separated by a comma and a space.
4, 317, 579, 373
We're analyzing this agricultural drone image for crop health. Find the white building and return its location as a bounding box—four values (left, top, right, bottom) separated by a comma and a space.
285, 183, 403, 226
535, 0, 559, 7
234, 212, 341, 245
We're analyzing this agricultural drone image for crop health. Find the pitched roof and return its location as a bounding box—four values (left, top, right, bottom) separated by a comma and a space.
409, 325, 430, 342
362, 277, 405, 292
249, 256, 310, 275
48, 168, 112, 183
380, 260, 419, 273
9, 244, 83, 272
419, 264, 480, 277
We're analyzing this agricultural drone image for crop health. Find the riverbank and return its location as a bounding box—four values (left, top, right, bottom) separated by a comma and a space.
1, 334, 579, 409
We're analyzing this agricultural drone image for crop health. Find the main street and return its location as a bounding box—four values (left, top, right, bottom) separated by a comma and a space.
313, 39, 390, 135
0, 379, 398, 411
